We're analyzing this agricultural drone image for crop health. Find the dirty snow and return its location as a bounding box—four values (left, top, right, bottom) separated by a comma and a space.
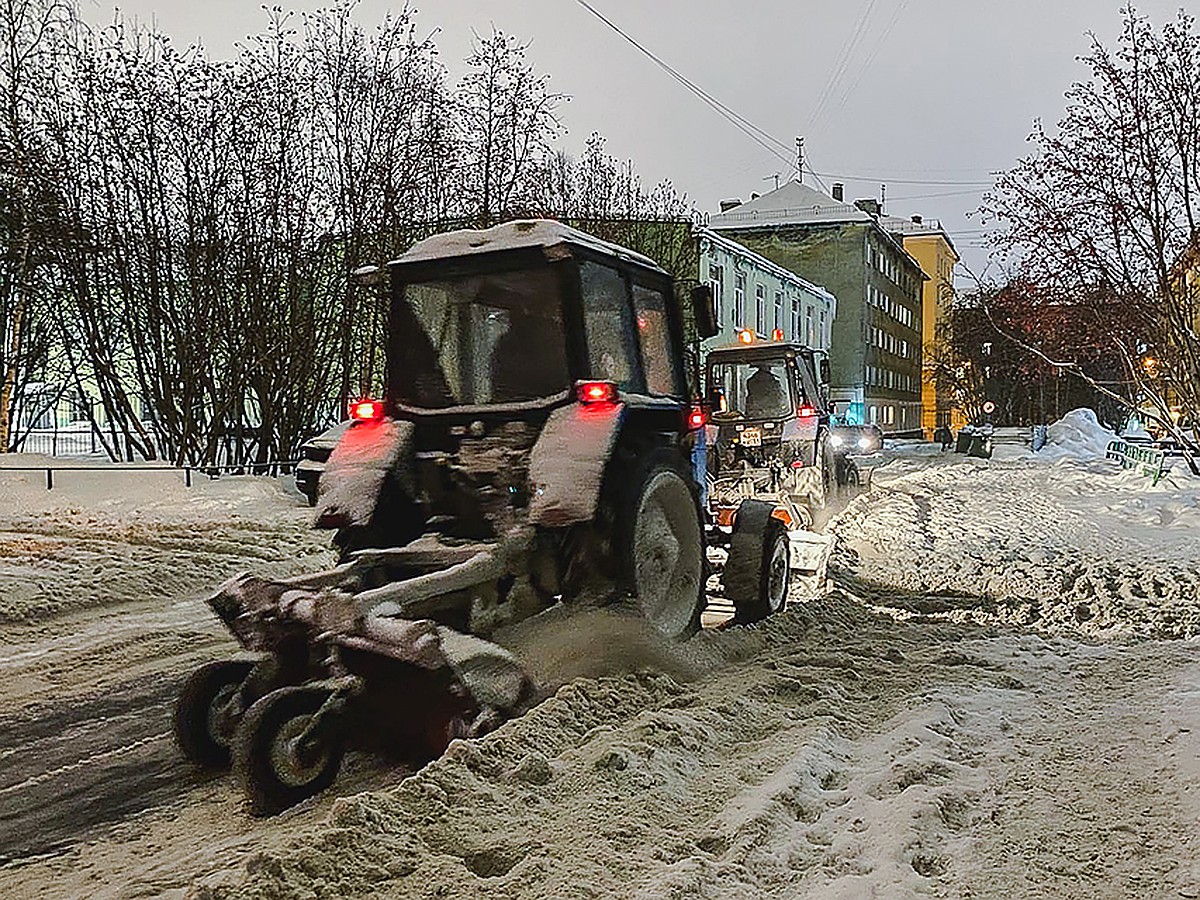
2, 425, 1200, 899
0, 454, 329, 623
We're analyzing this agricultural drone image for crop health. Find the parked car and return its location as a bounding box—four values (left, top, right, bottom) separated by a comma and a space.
295, 421, 351, 506
828, 421, 883, 455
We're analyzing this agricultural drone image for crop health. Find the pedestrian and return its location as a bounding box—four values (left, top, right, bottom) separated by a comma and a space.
934, 424, 953, 451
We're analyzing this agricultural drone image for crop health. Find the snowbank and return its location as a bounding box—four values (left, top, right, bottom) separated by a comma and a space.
0, 458, 328, 623
1041, 408, 1116, 460
831, 448, 1200, 641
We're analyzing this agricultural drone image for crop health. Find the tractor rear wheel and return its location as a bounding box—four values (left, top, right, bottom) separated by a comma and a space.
622, 455, 705, 640
801, 436, 838, 513
175, 659, 255, 768
724, 500, 791, 624
233, 687, 345, 817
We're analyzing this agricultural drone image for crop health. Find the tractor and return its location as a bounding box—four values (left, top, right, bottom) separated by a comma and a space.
699, 331, 855, 614
174, 220, 794, 815
703, 330, 844, 513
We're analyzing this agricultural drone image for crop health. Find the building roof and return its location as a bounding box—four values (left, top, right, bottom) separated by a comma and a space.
708, 180, 873, 229
878, 215, 960, 262
708, 181, 927, 281
391, 219, 667, 273
697, 227, 837, 310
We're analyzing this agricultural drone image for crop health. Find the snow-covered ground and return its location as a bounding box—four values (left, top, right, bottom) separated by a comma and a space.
2, 420, 1199, 899
0, 455, 329, 623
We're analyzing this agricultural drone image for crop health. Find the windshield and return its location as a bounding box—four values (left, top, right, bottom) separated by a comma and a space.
391, 266, 569, 408
709, 359, 794, 420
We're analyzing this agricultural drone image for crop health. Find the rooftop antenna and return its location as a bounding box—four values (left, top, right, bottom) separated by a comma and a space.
764, 173, 781, 191
796, 136, 804, 184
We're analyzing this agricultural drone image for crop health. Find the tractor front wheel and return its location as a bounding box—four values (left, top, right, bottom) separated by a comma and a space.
174, 659, 255, 768
724, 500, 791, 624
233, 687, 345, 817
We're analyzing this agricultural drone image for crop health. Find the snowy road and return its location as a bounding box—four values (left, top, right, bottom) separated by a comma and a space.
1, 437, 1199, 898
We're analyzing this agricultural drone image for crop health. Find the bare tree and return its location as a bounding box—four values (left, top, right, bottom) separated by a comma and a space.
0, 0, 70, 451
982, 6, 1200, 462
2, 1, 681, 466
458, 27, 564, 224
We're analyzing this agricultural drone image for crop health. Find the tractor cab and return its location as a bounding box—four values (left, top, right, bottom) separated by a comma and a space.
384, 220, 690, 416
706, 333, 831, 474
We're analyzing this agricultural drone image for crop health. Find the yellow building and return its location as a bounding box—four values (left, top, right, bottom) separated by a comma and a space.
882, 216, 963, 436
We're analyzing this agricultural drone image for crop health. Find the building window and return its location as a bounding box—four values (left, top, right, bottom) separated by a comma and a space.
709, 264, 724, 324
774, 291, 784, 333
755, 284, 766, 333
820, 310, 826, 346
805, 307, 814, 346
734, 273, 746, 325
790, 296, 800, 336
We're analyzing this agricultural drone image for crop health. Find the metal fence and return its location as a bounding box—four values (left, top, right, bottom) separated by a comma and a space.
13, 425, 106, 457
2, 459, 299, 490
11, 420, 287, 467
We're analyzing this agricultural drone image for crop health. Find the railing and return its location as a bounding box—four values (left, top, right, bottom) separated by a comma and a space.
13, 424, 105, 457
711, 205, 852, 225
1105, 439, 1166, 484
0, 461, 299, 490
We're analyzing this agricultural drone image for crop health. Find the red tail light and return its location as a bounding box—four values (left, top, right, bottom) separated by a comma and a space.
688, 406, 707, 429
576, 380, 618, 405
798, 405, 816, 418
349, 399, 385, 421
772, 328, 784, 341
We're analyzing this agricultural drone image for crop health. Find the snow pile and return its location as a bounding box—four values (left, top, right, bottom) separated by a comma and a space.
0, 458, 328, 623
831, 450, 1200, 640
1042, 408, 1116, 460
189, 604, 1011, 900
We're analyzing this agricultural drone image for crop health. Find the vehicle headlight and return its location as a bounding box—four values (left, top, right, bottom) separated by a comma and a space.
830, 434, 843, 447
858, 437, 871, 449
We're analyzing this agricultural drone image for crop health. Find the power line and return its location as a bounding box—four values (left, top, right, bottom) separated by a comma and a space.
886, 188, 990, 201
810, 168, 994, 186
572, 1, 995, 194
572, 0, 796, 171
805, 0, 877, 136
818, 0, 908, 133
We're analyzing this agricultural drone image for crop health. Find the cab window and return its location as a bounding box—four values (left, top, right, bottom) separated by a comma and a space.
580, 262, 638, 389
631, 282, 681, 396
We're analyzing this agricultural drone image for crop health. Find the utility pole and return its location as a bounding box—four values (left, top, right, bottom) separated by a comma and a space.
796, 136, 804, 184
880, 183, 887, 215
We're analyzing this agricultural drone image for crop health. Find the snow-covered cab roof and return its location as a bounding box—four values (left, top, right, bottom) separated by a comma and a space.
389, 219, 668, 275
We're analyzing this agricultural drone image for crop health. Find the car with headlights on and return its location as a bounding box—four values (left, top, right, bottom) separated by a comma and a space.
828, 421, 883, 455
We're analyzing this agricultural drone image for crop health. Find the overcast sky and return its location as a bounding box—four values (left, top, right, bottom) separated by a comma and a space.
79, 0, 1187, 283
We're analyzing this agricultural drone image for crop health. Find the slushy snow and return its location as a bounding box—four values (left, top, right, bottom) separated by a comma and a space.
2, 414, 1199, 899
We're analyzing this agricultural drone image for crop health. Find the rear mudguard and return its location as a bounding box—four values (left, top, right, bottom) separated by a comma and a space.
527, 402, 624, 527
314, 418, 414, 529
